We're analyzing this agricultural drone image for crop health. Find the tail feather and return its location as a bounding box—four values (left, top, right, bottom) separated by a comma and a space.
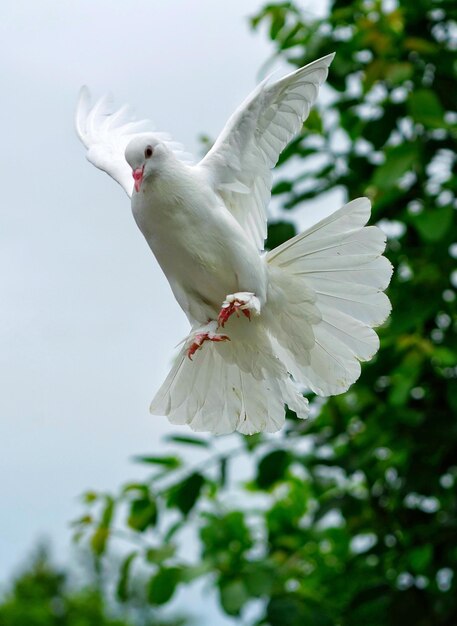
319, 306, 380, 361
266, 197, 392, 396
291, 256, 392, 289
314, 281, 391, 326
267, 197, 371, 265
273, 225, 385, 262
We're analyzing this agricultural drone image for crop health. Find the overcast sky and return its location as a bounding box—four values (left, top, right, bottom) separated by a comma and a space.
0, 0, 333, 621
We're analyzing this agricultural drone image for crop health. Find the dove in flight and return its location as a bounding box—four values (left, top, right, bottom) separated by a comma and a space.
75, 53, 392, 435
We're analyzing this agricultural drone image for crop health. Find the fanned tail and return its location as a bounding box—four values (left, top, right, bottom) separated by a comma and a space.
265, 197, 392, 396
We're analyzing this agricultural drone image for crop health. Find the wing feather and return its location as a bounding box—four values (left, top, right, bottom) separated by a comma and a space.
196, 53, 334, 249
75, 87, 191, 197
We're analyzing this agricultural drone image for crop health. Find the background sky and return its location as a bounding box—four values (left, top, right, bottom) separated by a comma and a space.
0, 0, 332, 621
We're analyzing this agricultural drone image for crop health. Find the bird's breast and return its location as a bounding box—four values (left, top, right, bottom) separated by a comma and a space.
131, 185, 240, 313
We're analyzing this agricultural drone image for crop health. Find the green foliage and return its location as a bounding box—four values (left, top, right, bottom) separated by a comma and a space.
166, 472, 205, 515
0, 548, 181, 626
265, 221, 296, 249
148, 568, 182, 606
255, 449, 291, 488
75, 0, 457, 624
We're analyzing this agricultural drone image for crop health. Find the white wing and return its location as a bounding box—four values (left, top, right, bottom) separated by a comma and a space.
196, 53, 335, 250
75, 87, 191, 197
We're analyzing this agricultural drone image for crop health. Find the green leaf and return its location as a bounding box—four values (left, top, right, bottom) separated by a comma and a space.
372, 142, 418, 189
269, 8, 286, 40
266, 221, 296, 250
200, 511, 253, 559
219, 579, 250, 616
277, 142, 316, 166
81, 491, 98, 504
433, 347, 457, 367
404, 37, 439, 55
163, 519, 184, 543
219, 456, 228, 488
388, 352, 423, 407
90, 496, 115, 556
116, 552, 137, 602
148, 567, 181, 605
386, 62, 414, 85
408, 544, 433, 573
71, 514, 92, 528
411, 206, 454, 242
145, 544, 176, 564
90, 527, 109, 557
244, 564, 275, 596
266, 594, 305, 626
408, 89, 444, 128
363, 102, 403, 149
305, 108, 323, 133
271, 180, 294, 195
244, 432, 264, 450
167, 472, 205, 515
255, 450, 291, 489
179, 561, 212, 582
100, 496, 115, 527
164, 434, 209, 447
133, 455, 182, 469
127, 495, 157, 532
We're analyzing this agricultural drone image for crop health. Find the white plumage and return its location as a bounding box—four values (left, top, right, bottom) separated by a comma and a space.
76, 54, 392, 435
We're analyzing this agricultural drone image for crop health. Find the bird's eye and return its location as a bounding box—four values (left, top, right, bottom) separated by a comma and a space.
144, 146, 153, 159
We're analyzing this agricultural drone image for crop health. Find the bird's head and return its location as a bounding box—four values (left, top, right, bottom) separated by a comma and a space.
125, 134, 171, 193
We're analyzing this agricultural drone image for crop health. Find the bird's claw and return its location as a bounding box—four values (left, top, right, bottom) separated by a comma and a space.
218, 302, 251, 327
218, 292, 260, 328
187, 331, 230, 360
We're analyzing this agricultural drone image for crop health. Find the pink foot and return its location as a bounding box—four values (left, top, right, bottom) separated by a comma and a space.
187, 331, 230, 360
217, 292, 261, 328
218, 302, 251, 328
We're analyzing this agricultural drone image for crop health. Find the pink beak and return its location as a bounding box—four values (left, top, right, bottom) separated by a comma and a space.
132, 166, 144, 192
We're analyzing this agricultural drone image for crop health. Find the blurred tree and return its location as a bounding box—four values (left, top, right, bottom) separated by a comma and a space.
0, 546, 184, 626
74, 0, 457, 624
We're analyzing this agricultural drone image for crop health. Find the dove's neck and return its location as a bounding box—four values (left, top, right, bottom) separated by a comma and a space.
131, 160, 197, 237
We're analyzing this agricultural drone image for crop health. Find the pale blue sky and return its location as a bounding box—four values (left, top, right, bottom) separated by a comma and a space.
0, 0, 333, 621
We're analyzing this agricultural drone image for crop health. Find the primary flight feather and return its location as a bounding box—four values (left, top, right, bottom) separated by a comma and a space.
76, 53, 392, 435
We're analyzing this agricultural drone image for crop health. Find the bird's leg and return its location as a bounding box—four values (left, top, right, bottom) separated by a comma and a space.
187, 320, 230, 360
218, 292, 261, 328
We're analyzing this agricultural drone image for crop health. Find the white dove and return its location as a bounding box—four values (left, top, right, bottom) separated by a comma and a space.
76, 54, 392, 435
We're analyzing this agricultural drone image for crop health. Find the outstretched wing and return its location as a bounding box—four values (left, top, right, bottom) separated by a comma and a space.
196, 53, 335, 250
75, 87, 191, 197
